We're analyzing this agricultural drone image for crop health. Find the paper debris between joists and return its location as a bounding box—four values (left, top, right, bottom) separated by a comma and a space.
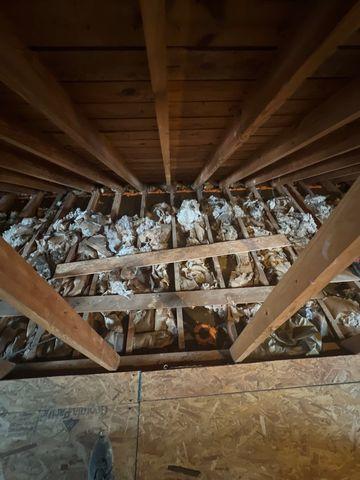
177, 199, 207, 245
304, 194, 333, 221
267, 196, 317, 246
207, 195, 238, 241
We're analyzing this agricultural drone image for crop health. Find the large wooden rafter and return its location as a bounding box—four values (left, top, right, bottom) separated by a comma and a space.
245, 122, 360, 185
0, 14, 143, 191
277, 151, 360, 185
0, 237, 120, 370
230, 177, 360, 362
140, 0, 171, 185
0, 148, 94, 192
193, 0, 360, 188
0, 169, 64, 192
223, 78, 360, 186
0, 116, 121, 190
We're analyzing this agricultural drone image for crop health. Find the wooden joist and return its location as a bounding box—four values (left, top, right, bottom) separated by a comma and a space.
0, 286, 324, 317
0, 237, 120, 370
247, 122, 360, 185
0, 193, 15, 213
0, 182, 35, 195
230, 177, 360, 362
0, 116, 121, 190
0, 169, 64, 193
306, 165, 360, 184
54, 234, 291, 278
0, 14, 143, 191
19, 192, 44, 218
192, 1, 360, 187
140, 0, 171, 185
0, 148, 94, 192
223, 78, 360, 186
277, 151, 360, 185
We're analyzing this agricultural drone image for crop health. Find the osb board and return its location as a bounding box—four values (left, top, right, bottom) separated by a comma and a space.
0, 372, 139, 479
0, 371, 139, 410
140, 355, 360, 401
0, 403, 138, 479
137, 383, 360, 480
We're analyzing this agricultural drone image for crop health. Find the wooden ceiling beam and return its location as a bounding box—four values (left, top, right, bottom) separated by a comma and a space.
306, 165, 360, 184
0, 169, 64, 193
0, 193, 16, 213
230, 177, 360, 362
193, 0, 360, 188
0, 149, 94, 192
0, 14, 143, 191
277, 151, 360, 185
0, 182, 35, 195
0, 238, 120, 371
0, 116, 122, 190
140, 0, 171, 185
223, 78, 360, 186
245, 122, 360, 185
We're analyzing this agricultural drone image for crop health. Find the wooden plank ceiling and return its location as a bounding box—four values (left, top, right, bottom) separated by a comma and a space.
0, 0, 359, 190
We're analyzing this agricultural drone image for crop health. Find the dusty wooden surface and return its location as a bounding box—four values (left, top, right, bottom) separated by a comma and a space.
0, 355, 358, 479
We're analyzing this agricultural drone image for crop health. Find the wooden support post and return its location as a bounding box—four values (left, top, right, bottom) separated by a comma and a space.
111, 191, 123, 222
19, 192, 45, 218
126, 311, 136, 354
224, 187, 269, 286
0, 238, 120, 370
0, 193, 15, 213
193, 1, 360, 187
169, 188, 185, 350
140, 0, 171, 185
230, 178, 360, 362
0, 14, 143, 191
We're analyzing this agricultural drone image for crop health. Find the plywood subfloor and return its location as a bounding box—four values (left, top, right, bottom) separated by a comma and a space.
0, 356, 359, 479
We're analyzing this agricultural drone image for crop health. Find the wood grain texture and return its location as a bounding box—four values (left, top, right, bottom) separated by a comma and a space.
140, 0, 171, 185
0, 14, 143, 190
0, 148, 93, 192
230, 177, 360, 362
278, 151, 360, 185
0, 237, 120, 370
250, 121, 360, 185
224, 78, 360, 185
0, 169, 64, 193
54, 234, 290, 277
193, 1, 360, 187
0, 115, 120, 189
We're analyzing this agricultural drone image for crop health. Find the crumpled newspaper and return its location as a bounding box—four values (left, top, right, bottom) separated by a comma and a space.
2, 217, 45, 249
207, 195, 238, 241
180, 259, 218, 290
267, 196, 317, 246
323, 295, 360, 337
229, 254, 255, 287
177, 199, 207, 245
230, 301, 327, 358
258, 249, 291, 283
132, 309, 177, 350
304, 194, 332, 221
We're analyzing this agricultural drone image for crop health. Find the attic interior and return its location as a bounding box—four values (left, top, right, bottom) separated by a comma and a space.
0, 1, 359, 478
